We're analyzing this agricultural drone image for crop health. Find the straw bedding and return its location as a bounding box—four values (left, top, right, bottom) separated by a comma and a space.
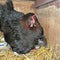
0, 46, 60, 60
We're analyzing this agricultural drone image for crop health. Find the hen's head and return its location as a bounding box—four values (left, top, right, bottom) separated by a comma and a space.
20, 13, 40, 30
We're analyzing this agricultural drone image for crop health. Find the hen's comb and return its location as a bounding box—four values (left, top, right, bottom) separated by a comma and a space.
31, 15, 35, 21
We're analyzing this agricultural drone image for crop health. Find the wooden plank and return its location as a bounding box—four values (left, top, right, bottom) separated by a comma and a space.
36, 6, 60, 47
34, 0, 60, 8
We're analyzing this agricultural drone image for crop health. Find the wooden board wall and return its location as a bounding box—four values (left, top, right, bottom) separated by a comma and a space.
13, 1, 35, 14
36, 6, 60, 48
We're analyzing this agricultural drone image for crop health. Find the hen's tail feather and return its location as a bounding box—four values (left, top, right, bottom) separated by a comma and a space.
6, 0, 14, 10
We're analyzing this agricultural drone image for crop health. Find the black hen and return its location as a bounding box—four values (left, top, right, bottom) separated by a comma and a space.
5, 13, 47, 54
0, 0, 24, 32
0, 0, 47, 54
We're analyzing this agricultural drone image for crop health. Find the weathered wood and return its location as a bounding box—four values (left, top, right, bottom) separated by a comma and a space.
36, 6, 60, 47
34, 0, 60, 8
13, 1, 35, 14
